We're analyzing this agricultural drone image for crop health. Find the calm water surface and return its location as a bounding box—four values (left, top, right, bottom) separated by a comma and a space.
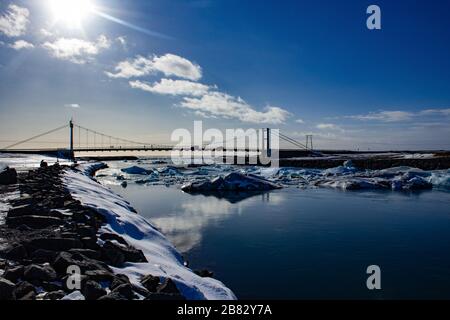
107, 178, 450, 299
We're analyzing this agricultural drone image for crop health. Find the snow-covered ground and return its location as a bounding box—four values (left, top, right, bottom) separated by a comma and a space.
64, 162, 236, 300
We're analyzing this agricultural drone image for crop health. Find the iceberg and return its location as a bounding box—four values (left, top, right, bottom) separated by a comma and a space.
181, 172, 282, 192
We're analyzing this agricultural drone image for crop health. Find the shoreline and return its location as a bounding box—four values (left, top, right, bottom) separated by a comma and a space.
0, 161, 235, 300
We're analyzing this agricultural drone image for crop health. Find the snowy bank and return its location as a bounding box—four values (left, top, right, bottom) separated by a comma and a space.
64, 162, 236, 300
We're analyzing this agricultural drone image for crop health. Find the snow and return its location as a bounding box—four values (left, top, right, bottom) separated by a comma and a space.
63, 162, 236, 300
61, 291, 85, 300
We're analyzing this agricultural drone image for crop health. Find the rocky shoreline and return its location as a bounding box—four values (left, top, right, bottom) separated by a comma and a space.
0, 163, 188, 300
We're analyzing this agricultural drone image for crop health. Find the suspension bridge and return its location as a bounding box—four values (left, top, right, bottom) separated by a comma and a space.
0, 120, 316, 160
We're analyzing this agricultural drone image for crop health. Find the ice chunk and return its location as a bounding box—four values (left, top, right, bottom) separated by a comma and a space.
61, 291, 85, 300
121, 166, 151, 175
181, 172, 282, 192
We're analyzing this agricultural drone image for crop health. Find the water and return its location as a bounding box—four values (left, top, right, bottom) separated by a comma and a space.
98, 161, 450, 299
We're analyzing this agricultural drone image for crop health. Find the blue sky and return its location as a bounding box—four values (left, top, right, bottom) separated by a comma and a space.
0, 0, 449, 150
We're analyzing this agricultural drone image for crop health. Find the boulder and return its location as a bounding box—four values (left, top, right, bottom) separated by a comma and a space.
31, 249, 58, 263
6, 215, 63, 229
110, 274, 130, 290
53, 251, 111, 275
44, 290, 66, 300
68, 248, 101, 260
157, 278, 181, 295
140, 274, 159, 292
23, 264, 57, 282
24, 237, 83, 252
12, 281, 36, 300
0, 277, 15, 300
194, 269, 214, 278
99, 233, 128, 246
97, 291, 127, 301
101, 240, 147, 265
84, 270, 115, 282
0, 167, 17, 185
111, 283, 135, 300
19, 291, 36, 300
1, 244, 28, 261
81, 280, 107, 300
3, 265, 24, 282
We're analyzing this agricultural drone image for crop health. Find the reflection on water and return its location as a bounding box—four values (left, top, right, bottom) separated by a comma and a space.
107, 180, 450, 299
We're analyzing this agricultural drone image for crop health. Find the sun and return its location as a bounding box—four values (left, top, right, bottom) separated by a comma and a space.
48, 0, 95, 28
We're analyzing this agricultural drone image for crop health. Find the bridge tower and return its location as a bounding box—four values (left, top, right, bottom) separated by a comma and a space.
69, 119, 74, 160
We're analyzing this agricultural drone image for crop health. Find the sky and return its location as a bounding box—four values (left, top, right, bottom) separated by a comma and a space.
0, 0, 450, 151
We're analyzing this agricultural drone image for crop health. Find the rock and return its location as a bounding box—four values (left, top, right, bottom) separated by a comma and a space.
40, 160, 48, 168
111, 283, 135, 300
0, 167, 17, 185
6, 215, 63, 229
145, 293, 186, 301
120, 166, 150, 175
3, 265, 24, 282
25, 237, 83, 252
194, 269, 214, 278
110, 274, 130, 290
84, 270, 114, 282
76, 225, 96, 238
53, 252, 111, 276
81, 237, 100, 251
99, 233, 128, 246
2, 244, 28, 261
68, 249, 101, 260
97, 291, 127, 301
31, 249, 58, 263
39, 281, 63, 292
12, 281, 36, 300
45, 290, 66, 300
100, 241, 125, 267
157, 278, 181, 295
0, 277, 15, 300
101, 240, 147, 265
19, 291, 36, 300
140, 274, 159, 292
82, 280, 107, 300
23, 264, 57, 282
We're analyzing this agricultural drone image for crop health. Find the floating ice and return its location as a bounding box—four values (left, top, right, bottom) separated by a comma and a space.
181, 172, 282, 192
121, 166, 151, 175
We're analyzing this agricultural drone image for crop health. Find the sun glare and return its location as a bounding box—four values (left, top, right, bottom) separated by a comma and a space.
48, 0, 94, 28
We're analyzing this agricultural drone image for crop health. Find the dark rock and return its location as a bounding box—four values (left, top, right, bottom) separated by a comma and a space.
12, 281, 36, 300
40, 160, 48, 168
68, 249, 101, 260
100, 241, 125, 267
19, 291, 36, 300
110, 274, 130, 290
45, 290, 66, 300
0, 277, 15, 300
140, 274, 159, 292
99, 233, 128, 246
101, 240, 147, 265
53, 251, 111, 276
23, 264, 57, 282
82, 280, 107, 300
76, 225, 96, 238
81, 237, 100, 251
3, 265, 24, 282
157, 278, 180, 295
111, 283, 135, 300
6, 215, 63, 229
31, 249, 58, 263
97, 292, 127, 301
2, 244, 28, 261
7, 204, 37, 218
84, 270, 114, 282
40, 281, 63, 292
131, 284, 150, 298
0, 167, 17, 185
145, 293, 186, 301
25, 237, 83, 252
194, 269, 214, 278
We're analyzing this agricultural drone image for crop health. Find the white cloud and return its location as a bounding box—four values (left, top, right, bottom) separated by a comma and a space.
106, 54, 202, 80
116, 36, 127, 49
9, 39, 34, 50
295, 118, 304, 124
130, 79, 211, 97
65, 104, 80, 108
43, 35, 111, 64
0, 4, 29, 37
40, 28, 53, 37
348, 110, 414, 122
181, 91, 290, 124
316, 123, 343, 131
420, 108, 450, 116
